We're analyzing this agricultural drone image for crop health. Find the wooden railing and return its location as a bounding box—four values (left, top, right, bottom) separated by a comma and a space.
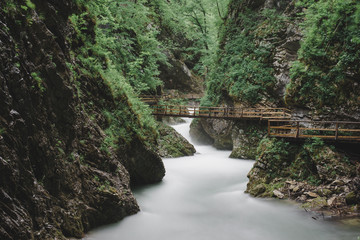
140, 94, 202, 103
268, 120, 360, 142
148, 101, 360, 143
139, 95, 170, 103
151, 105, 291, 120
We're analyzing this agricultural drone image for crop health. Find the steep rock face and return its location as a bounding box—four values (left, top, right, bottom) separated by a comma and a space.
189, 118, 267, 159
195, 118, 233, 150
158, 50, 203, 94
229, 122, 267, 159
189, 119, 214, 145
0, 1, 164, 239
209, 0, 302, 107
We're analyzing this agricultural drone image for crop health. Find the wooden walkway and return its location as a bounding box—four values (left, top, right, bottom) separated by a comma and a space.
149, 103, 360, 143
151, 105, 292, 120
268, 120, 360, 142
140, 94, 202, 103
141, 95, 360, 142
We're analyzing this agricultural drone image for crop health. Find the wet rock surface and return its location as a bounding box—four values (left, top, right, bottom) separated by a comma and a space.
0, 1, 164, 239
189, 118, 233, 150
189, 118, 266, 159
157, 123, 196, 158
246, 138, 360, 217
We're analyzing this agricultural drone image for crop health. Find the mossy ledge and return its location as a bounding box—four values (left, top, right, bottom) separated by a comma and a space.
246, 138, 360, 217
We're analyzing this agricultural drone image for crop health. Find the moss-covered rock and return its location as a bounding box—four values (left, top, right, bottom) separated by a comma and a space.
157, 123, 196, 158
230, 121, 267, 159
246, 137, 360, 216
345, 192, 358, 205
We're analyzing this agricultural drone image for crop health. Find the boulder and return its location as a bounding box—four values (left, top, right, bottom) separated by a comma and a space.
305, 192, 319, 198
345, 192, 358, 205
273, 190, 285, 199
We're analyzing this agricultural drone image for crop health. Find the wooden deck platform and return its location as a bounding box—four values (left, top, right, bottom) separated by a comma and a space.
268, 120, 360, 142
143, 98, 360, 143
151, 105, 292, 120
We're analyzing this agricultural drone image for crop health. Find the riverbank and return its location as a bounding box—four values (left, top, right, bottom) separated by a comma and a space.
87, 119, 360, 240
189, 117, 360, 219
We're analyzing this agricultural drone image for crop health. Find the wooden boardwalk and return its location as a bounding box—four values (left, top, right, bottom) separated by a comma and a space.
140, 94, 202, 103
268, 120, 360, 142
141, 95, 360, 142
149, 103, 360, 143
151, 105, 292, 120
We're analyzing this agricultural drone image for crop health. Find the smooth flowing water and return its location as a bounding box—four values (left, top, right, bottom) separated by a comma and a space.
87, 118, 360, 240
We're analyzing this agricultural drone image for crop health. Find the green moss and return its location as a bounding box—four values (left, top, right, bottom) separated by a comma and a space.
31, 72, 45, 93
302, 197, 328, 210
2, 1, 16, 14
25, 0, 36, 10
157, 123, 195, 158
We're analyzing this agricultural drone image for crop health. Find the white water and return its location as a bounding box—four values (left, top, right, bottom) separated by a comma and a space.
87, 118, 359, 240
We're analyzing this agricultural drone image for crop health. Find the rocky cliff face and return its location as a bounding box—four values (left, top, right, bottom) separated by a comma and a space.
190, 118, 267, 159
191, 0, 360, 216
158, 50, 204, 95
0, 1, 165, 239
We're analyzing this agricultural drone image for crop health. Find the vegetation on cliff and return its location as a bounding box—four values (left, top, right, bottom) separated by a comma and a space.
204, 0, 360, 116
1, 0, 231, 237
247, 137, 360, 215
1, 0, 360, 238
191, 0, 360, 216
204, 0, 292, 106
286, 0, 360, 115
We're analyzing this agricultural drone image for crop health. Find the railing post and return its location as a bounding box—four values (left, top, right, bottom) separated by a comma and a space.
335, 123, 339, 140
268, 120, 271, 136
295, 122, 300, 138
165, 105, 168, 115
260, 109, 263, 120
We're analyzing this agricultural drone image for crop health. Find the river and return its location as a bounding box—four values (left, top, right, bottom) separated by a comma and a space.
87, 118, 360, 240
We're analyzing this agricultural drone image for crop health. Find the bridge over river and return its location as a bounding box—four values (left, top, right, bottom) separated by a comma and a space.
141, 95, 360, 143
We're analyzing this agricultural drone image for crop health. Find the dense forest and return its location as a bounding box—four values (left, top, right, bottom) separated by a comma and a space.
1, 0, 360, 239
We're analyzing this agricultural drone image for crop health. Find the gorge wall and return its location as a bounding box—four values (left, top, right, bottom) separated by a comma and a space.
191, 0, 360, 216
0, 0, 171, 239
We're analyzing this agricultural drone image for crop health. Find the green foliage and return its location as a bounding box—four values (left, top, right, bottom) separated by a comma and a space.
19, 0, 35, 11
2, 1, 16, 14
150, 0, 230, 76
31, 72, 45, 93
257, 138, 290, 163
286, 0, 360, 111
256, 138, 325, 185
289, 138, 328, 185
67, 1, 161, 153
25, 0, 35, 10
205, 6, 287, 106
303, 138, 325, 151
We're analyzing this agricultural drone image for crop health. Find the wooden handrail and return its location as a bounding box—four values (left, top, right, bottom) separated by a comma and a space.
268, 120, 360, 142
150, 105, 291, 121
150, 102, 360, 143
